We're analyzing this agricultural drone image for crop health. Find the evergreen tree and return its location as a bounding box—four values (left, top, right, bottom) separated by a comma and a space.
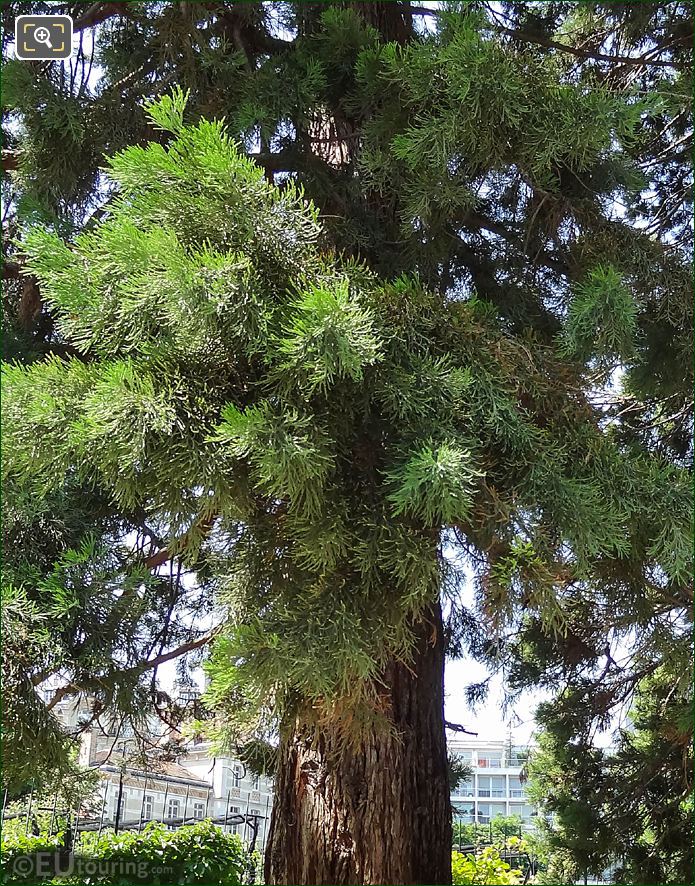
2, 4, 692, 884
526, 664, 693, 885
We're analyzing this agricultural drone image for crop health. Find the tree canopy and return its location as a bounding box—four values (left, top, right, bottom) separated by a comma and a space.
1, 3, 692, 882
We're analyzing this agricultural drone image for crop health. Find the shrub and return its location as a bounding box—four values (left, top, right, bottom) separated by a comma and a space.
1, 820, 247, 885
452, 846, 522, 885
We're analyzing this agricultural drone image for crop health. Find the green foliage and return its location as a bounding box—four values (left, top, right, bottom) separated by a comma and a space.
275, 281, 382, 393
448, 754, 473, 794
452, 816, 527, 850
1, 833, 66, 885
1, 5, 692, 875
561, 265, 638, 366
525, 663, 693, 885
1, 469, 210, 788
387, 440, 481, 526
4, 89, 691, 752
212, 402, 334, 519
452, 846, 522, 885
1, 821, 246, 885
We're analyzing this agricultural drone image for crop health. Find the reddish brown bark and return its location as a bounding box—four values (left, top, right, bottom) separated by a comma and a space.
264, 602, 452, 885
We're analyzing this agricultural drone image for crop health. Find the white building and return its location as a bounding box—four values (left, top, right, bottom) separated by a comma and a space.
52, 694, 274, 849
182, 740, 274, 846
447, 734, 536, 829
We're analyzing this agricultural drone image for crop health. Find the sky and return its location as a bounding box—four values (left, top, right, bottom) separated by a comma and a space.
444, 657, 546, 747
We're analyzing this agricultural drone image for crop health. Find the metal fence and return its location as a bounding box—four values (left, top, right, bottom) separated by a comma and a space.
2, 788, 267, 883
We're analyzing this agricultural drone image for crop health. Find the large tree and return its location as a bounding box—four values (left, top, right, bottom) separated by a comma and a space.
2, 4, 692, 884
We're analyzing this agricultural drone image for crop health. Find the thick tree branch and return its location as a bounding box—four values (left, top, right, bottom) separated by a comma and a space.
445, 721, 478, 736
2, 149, 19, 172
493, 25, 689, 68
143, 512, 216, 569
72, 1, 133, 32
3, 260, 22, 279
43, 630, 217, 710
126, 630, 216, 675
45, 682, 83, 711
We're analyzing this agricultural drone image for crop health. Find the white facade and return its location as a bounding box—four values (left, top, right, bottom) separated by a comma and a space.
179, 742, 274, 847
52, 695, 274, 849
88, 746, 274, 848
447, 735, 536, 828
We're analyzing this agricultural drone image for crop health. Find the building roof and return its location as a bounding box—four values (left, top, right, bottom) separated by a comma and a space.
90, 751, 209, 787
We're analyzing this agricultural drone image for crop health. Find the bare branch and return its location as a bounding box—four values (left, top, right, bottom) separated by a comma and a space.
143, 512, 216, 569
43, 630, 217, 710
445, 721, 479, 736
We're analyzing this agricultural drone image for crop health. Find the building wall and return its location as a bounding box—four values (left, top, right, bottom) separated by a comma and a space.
94, 771, 210, 827
53, 696, 274, 848
447, 736, 536, 829
91, 761, 273, 848
180, 743, 274, 846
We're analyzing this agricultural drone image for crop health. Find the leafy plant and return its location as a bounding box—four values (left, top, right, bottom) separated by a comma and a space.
451, 847, 522, 885
1, 821, 247, 885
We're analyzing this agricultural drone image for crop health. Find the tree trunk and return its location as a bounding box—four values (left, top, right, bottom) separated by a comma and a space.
264, 601, 451, 885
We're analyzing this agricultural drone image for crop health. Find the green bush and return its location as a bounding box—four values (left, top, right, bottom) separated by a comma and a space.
1, 821, 247, 885
1, 832, 67, 884
452, 846, 522, 885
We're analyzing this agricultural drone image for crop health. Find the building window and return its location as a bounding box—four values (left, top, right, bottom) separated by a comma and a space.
112, 791, 126, 819
167, 798, 181, 820
228, 805, 240, 834
520, 804, 534, 822
509, 776, 524, 799
477, 804, 490, 824
193, 802, 205, 820
491, 776, 505, 797
143, 794, 154, 820
251, 774, 260, 790
455, 778, 473, 797
226, 765, 243, 789
478, 756, 502, 769
477, 776, 491, 797
454, 804, 475, 823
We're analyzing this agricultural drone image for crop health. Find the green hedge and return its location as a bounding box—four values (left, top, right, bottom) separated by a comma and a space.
1, 821, 248, 885
2, 826, 521, 885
